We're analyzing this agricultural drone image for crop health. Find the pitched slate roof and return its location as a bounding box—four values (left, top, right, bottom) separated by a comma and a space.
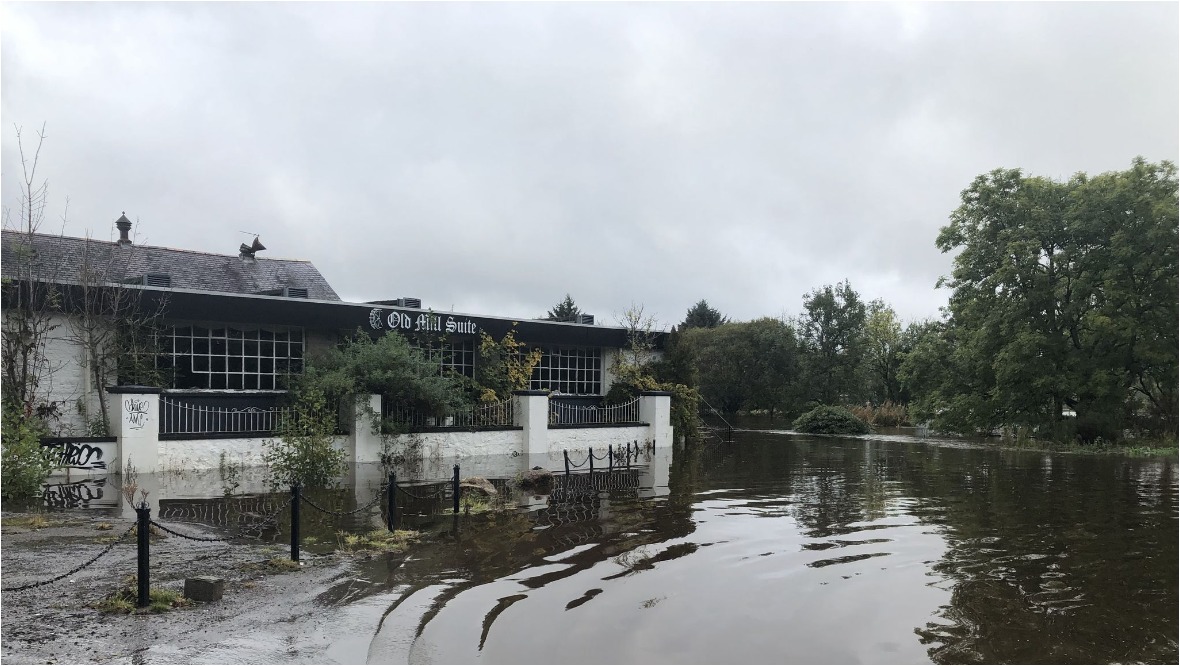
1, 230, 340, 301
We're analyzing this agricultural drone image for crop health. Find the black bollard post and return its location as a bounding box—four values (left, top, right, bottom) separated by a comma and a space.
388, 472, 398, 531
564, 450, 571, 477
136, 503, 150, 608
452, 464, 460, 514
609, 444, 613, 473
588, 448, 593, 475
291, 483, 301, 562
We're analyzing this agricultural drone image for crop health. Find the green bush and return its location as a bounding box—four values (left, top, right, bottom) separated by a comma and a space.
1, 405, 54, 501
263, 385, 346, 490
792, 405, 871, 435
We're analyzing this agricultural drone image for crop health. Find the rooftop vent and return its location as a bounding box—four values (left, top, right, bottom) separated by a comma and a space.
256, 286, 308, 298
115, 213, 132, 246
239, 236, 266, 259
124, 274, 171, 287
365, 297, 423, 308
576, 314, 595, 325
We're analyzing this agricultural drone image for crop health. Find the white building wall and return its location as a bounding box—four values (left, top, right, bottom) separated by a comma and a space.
548, 425, 651, 453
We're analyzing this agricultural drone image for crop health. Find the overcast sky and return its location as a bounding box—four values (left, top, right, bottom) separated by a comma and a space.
2, 2, 1176, 329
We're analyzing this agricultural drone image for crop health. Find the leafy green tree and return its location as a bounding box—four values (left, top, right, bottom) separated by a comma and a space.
930, 158, 1178, 440
0, 403, 54, 500
297, 330, 472, 427
680, 300, 728, 329
863, 300, 904, 404
263, 382, 346, 489
797, 280, 867, 405
546, 294, 580, 322
476, 327, 542, 401
682, 317, 800, 416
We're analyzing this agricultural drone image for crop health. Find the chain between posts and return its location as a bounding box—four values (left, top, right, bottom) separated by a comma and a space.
147, 495, 296, 542
299, 488, 386, 517
1, 523, 136, 593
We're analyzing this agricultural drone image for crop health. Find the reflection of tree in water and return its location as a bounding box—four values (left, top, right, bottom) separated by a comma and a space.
677, 435, 1177, 663
310, 437, 1175, 664
899, 450, 1178, 664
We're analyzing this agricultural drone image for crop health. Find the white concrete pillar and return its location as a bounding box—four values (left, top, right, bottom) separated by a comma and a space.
514, 391, 550, 456
351, 394, 384, 463
107, 386, 161, 474
639, 391, 673, 448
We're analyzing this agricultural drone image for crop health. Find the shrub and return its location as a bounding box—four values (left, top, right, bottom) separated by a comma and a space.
792, 405, 871, 435
847, 401, 910, 427
1, 404, 54, 501
263, 385, 346, 490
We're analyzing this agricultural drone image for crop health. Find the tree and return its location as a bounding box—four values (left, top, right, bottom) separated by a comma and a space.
61, 230, 168, 434
546, 294, 580, 322
863, 300, 904, 404
797, 280, 867, 405
680, 317, 800, 416
680, 299, 728, 329
475, 327, 542, 401
929, 158, 1178, 440
1, 124, 62, 423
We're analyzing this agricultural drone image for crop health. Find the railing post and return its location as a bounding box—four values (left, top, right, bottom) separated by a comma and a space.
291, 483, 302, 562
588, 448, 593, 475
626, 442, 631, 468
564, 450, 570, 477
387, 472, 398, 531
136, 503, 150, 608
609, 444, 613, 473
452, 464, 460, 514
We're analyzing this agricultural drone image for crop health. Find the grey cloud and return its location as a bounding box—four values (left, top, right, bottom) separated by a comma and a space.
3, 2, 1175, 329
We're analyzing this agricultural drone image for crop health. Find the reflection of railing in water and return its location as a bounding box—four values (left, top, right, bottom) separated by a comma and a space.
550, 469, 643, 502
158, 496, 291, 530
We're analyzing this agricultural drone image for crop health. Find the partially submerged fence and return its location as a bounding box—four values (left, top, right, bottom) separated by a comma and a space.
160, 395, 288, 436
383, 396, 515, 429
549, 396, 640, 426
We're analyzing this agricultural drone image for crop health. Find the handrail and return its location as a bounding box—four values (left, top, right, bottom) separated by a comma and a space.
696, 394, 734, 441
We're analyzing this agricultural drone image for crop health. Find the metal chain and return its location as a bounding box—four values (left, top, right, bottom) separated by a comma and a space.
567, 452, 590, 468
150, 494, 295, 542
396, 484, 447, 500
2, 523, 135, 593
299, 487, 385, 516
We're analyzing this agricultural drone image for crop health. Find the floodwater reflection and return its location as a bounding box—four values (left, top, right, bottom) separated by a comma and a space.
66, 431, 1177, 664
350, 434, 1175, 664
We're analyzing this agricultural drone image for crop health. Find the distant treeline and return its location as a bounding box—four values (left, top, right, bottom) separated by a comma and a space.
648, 158, 1178, 444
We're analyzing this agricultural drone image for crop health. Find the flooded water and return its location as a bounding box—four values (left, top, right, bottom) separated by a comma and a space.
45, 429, 1179, 663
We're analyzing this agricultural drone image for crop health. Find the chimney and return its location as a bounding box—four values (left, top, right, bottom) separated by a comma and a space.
115, 213, 132, 246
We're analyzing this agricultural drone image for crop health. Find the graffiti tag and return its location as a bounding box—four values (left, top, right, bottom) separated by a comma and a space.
42, 478, 114, 508
41, 441, 108, 470
125, 397, 150, 430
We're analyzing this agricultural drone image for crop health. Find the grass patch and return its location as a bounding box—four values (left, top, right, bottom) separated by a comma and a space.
93, 583, 191, 614
2, 514, 62, 530
95, 522, 113, 531
335, 529, 421, 554
266, 557, 302, 571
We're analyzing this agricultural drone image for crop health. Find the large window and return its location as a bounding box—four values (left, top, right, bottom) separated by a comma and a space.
158, 325, 304, 390
413, 339, 476, 378
530, 346, 602, 395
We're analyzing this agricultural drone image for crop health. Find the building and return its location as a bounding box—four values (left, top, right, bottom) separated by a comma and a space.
2, 218, 670, 478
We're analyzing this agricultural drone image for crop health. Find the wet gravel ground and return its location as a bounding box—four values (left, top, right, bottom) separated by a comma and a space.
1, 511, 359, 665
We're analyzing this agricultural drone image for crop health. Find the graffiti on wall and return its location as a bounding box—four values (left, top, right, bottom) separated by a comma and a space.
124, 397, 151, 430
42, 477, 117, 508
41, 439, 114, 471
